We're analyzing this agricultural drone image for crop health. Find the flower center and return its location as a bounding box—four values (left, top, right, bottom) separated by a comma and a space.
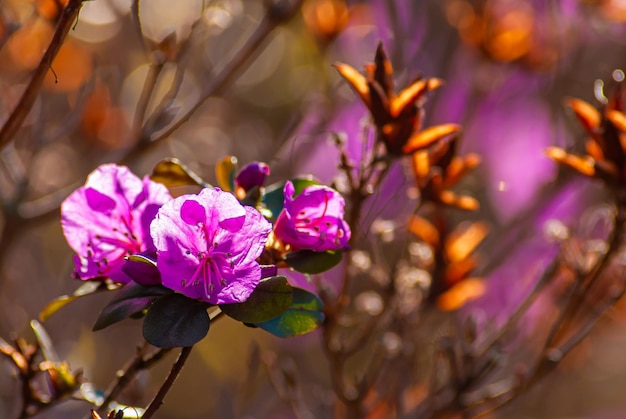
181, 224, 235, 299
86, 212, 141, 275
295, 193, 331, 231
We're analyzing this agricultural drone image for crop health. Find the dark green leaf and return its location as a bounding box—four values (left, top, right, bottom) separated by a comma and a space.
256, 287, 324, 338
220, 275, 293, 323
143, 294, 210, 348
284, 249, 343, 274
151, 158, 211, 188
122, 254, 161, 286
40, 281, 118, 321
126, 254, 156, 267
93, 283, 172, 331
262, 177, 319, 219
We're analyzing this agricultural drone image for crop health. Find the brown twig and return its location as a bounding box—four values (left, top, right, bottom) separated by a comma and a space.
131, 62, 165, 140
95, 342, 172, 417
321, 129, 397, 417
473, 256, 560, 359
462, 199, 626, 417
0, 0, 87, 151
119, 0, 304, 165
141, 346, 192, 419
540, 200, 624, 356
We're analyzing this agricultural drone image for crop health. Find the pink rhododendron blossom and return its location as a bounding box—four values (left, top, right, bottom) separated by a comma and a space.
150, 188, 272, 304
235, 162, 270, 192
274, 181, 350, 251
61, 164, 172, 283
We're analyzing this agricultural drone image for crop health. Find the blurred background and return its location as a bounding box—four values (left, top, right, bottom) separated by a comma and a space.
1, 0, 626, 417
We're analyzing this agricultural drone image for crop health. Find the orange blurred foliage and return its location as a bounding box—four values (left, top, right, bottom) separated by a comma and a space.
445, 0, 559, 70
78, 80, 131, 149
44, 39, 93, 92
302, 0, 349, 42
36, 0, 69, 21
4, 17, 54, 71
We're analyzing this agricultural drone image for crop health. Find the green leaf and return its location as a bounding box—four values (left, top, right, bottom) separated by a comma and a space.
30, 320, 59, 361
143, 294, 210, 348
93, 283, 172, 331
151, 158, 211, 188
126, 254, 156, 267
262, 177, 319, 219
39, 281, 118, 321
215, 155, 238, 192
256, 287, 324, 338
122, 254, 161, 286
284, 249, 343, 274
220, 275, 293, 323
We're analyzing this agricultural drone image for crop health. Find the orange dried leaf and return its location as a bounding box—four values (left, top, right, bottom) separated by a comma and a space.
545, 147, 595, 176
606, 109, 626, 133
455, 195, 480, 211
439, 190, 479, 210
586, 139, 604, 161
438, 190, 457, 206
444, 153, 481, 188
445, 156, 465, 181
0, 338, 28, 372
408, 215, 440, 248
403, 123, 461, 155
411, 150, 430, 180
445, 256, 477, 285
437, 278, 485, 311
334, 62, 370, 106
364, 62, 376, 81
390, 78, 443, 118
565, 97, 601, 133
445, 221, 488, 263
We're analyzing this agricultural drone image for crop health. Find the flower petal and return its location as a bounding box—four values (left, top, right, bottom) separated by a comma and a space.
62, 164, 171, 283
151, 188, 271, 304
181, 199, 206, 225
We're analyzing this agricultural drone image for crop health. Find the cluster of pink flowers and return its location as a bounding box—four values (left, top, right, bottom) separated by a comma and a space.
61, 163, 350, 304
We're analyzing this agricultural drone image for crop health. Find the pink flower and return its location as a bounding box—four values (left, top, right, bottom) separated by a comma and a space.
274, 181, 350, 252
150, 188, 272, 304
235, 162, 270, 193
61, 164, 172, 283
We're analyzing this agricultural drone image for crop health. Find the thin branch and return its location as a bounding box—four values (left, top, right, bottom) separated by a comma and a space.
142, 1, 303, 146
473, 256, 560, 359
141, 346, 193, 419
119, 1, 304, 164
542, 201, 624, 352
95, 343, 172, 416
130, 0, 149, 56
0, 0, 87, 151
131, 62, 165, 139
